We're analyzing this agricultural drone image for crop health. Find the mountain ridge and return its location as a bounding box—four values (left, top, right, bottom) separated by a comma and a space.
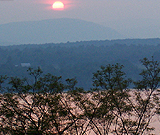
0, 18, 123, 45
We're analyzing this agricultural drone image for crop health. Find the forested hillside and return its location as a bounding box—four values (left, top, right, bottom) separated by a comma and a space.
0, 38, 160, 89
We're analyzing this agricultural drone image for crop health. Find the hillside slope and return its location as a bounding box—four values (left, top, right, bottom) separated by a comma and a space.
0, 18, 123, 45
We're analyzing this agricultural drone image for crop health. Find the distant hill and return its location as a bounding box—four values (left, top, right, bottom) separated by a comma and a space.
0, 38, 160, 89
0, 18, 123, 45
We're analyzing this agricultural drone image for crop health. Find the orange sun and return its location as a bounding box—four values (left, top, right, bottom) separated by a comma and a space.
52, 1, 64, 10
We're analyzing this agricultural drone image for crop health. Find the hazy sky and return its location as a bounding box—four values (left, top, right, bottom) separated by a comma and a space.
0, 0, 160, 38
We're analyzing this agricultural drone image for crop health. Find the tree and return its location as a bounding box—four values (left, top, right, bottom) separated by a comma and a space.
92, 63, 131, 91
0, 58, 160, 135
92, 63, 133, 135
27, 67, 43, 93
0, 75, 7, 93
90, 58, 160, 135
132, 57, 160, 134
0, 68, 80, 135
0, 92, 80, 134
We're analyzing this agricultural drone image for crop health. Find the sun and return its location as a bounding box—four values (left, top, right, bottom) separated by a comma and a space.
52, 1, 64, 10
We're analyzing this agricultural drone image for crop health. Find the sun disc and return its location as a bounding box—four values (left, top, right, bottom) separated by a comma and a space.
52, 1, 64, 10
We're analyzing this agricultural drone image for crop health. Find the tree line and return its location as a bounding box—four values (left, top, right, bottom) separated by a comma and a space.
1, 39, 160, 89
0, 57, 160, 134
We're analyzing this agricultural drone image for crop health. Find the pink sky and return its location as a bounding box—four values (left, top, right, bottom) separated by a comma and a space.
0, 0, 160, 38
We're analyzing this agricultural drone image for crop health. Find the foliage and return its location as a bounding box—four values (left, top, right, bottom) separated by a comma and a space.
0, 67, 81, 134
0, 57, 160, 135
92, 63, 131, 91
0, 75, 7, 93
1, 39, 160, 90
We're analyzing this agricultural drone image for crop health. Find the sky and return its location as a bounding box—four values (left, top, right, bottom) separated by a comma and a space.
0, 0, 160, 38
